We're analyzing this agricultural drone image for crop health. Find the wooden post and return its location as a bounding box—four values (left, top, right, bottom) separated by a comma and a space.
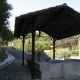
31, 15, 36, 79
53, 38, 56, 59
22, 35, 25, 65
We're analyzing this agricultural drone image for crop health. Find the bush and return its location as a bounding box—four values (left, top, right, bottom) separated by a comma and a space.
71, 44, 79, 56
47, 49, 53, 58
47, 48, 59, 58
35, 42, 45, 52
0, 48, 8, 62
56, 48, 71, 59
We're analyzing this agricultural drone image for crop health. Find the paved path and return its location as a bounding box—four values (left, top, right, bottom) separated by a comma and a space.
0, 47, 32, 80
6, 47, 29, 59
0, 59, 31, 80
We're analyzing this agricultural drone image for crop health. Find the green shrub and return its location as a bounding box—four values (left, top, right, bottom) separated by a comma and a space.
0, 48, 8, 62
16, 43, 22, 51
56, 48, 71, 59
35, 42, 45, 52
71, 44, 79, 56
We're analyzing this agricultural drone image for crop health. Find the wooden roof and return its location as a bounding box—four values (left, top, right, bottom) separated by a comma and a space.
14, 3, 80, 40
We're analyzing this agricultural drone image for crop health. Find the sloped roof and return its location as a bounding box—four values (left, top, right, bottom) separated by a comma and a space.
14, 3, 80, 40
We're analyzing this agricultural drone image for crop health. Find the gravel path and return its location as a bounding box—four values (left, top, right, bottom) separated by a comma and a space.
0, 59, 31, 80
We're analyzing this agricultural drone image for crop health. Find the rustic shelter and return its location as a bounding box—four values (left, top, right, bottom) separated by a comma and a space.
14, 3, 80, 79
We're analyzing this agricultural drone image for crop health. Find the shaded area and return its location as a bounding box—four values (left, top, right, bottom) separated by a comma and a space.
0, 59, 31, 80
0, 48, 39, 80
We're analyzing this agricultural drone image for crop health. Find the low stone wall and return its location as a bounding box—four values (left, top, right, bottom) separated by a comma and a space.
62, 62, 80, 79
27, 59, 80, 80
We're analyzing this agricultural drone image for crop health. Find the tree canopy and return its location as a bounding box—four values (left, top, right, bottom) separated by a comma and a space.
0, 0, 13, 26
0, 0, 13, 43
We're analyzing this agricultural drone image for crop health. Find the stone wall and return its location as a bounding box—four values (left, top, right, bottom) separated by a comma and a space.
27, 59, 80, 80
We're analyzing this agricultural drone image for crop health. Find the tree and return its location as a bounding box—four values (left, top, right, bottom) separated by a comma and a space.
56, 35, 80, 49
0, 0, 13, 27
2, 27, 14, 46
0, 0, 13, 45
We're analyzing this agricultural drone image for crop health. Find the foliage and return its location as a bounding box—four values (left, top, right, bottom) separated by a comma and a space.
35, 41, 45, 52
47, 49, 53, 58
0, 0, 13, 45
2, 27, 14, 43
0, 27, 14, 46
56, 35, 80, 49
16, 43, 22, 51
10, 38, 22, 50
27, 36, 51, 53
0, 47, 8, 62
56, 48, 71, 59
0, 0, 13, 26
10, 32, 52, 53
48, 48, 59, 58
9, 31, 80, 58
71, 44, 79, 56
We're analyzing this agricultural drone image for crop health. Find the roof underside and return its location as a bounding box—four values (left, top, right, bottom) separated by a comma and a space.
14, 4, 80, 40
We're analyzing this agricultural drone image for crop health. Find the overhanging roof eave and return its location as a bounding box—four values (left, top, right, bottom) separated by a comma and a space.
14, 3, 80, 40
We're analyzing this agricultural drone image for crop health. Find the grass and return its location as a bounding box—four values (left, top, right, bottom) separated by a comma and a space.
0, 47, 8, 62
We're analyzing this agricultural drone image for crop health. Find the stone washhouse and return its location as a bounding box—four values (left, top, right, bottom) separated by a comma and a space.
14, 3, 80, 80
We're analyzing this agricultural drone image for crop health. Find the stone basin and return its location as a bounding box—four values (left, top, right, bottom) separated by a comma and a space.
27, 59, 80, 80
